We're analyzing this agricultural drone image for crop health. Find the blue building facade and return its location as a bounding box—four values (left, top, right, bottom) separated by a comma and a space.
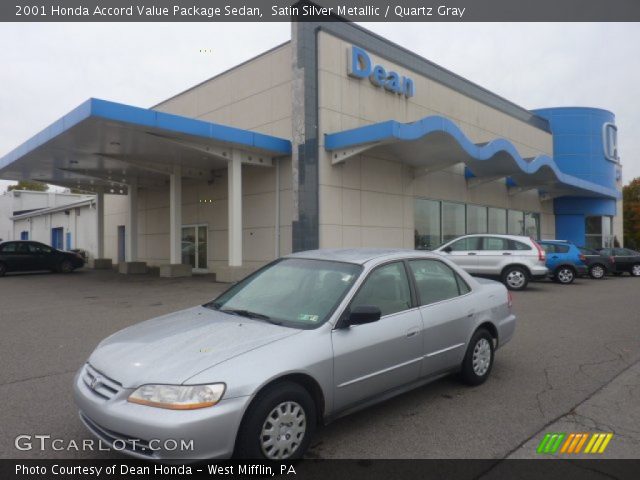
534, 107, 622, 248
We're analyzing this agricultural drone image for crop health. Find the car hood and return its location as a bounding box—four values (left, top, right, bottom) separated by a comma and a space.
88, 306, 300, 388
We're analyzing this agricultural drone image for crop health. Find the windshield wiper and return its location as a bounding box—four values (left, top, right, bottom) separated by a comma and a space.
219, 309, 282, 325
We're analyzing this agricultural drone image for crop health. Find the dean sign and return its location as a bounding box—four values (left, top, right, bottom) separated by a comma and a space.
348, 46, 415, 98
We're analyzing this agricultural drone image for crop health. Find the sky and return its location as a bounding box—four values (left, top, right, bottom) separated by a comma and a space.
1, 22, 639, 194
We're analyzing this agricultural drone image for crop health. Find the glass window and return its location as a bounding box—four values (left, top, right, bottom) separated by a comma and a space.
507, 210, 525, 235
447, 237, 481, 251
585, 216, 614, 249
28, 243, 52, 254
585, 216, 603, 234
524, 212, 540, 239
441, 202, 465, 243
509, 240, 532, 251
0, 242, 17, 253
481, 237, 510, 251
414, 199, 441, 250
409, 259, 463, 305
455, 274, 471, 295
488, 208, 507, 234
540, 243, 555, 254
208, 258, 362, 329
351, 262, 412, 317
466, 205, 487, 234
555, 244, 570, 253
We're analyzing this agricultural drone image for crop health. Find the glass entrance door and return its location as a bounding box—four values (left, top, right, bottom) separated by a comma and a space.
181, 225, 208, 271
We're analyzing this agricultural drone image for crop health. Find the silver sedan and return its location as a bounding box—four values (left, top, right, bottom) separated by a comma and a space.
73, 248, 516, 460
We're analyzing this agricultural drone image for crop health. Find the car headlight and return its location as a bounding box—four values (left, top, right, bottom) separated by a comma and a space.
127, 383, 225, 410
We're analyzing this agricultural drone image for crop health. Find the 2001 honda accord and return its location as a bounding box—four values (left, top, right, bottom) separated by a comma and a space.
74, 249, 516, 460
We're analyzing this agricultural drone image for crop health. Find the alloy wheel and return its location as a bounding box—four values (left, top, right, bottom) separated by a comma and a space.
506, 270, 525, 289
557, 268, 574, 284
632, 264, 640, 277
260, 401, 307, 460
590, 265, 605, 279
472, 338, 492, 376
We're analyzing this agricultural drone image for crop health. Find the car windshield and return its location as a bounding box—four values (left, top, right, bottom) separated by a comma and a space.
205, 258, 362, 329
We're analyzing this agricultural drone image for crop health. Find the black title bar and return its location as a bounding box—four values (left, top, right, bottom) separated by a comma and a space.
3, 0, 640, 22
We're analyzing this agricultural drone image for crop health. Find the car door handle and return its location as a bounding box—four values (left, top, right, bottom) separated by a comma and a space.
467, 252, 477, 256
502, 252, 512, 255
406, 327, 420, 338
551, 255, 558, 259
466, 310, 475, 318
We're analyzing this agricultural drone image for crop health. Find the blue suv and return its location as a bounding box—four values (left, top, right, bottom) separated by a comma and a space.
538, 240, 588, 284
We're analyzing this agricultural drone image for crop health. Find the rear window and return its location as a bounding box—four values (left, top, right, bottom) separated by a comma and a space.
0, 243, 17, 253
509, 240, 532, 251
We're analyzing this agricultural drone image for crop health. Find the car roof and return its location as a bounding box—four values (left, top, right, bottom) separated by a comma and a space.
285, 248, 439, 265
448, 234, 532, 240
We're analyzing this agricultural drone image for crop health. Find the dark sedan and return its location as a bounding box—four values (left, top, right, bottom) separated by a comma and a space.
596, 247, 640, 277
0, 240, 85, 276
578, 247, 615, 279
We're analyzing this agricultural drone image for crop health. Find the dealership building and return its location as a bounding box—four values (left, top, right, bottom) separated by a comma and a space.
0, 22, 623, 280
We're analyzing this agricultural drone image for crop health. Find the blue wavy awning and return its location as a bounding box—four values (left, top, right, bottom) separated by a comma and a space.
324, 115, 620, 199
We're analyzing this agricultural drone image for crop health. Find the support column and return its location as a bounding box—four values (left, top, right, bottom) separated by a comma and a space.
119, 179, 146, 274
159, 165, 191, 278
228, 149, 242, 267
125, 179, 138, 262
92, 191, 112, 270
170, 164, 182, 265
96, 191, 104, 258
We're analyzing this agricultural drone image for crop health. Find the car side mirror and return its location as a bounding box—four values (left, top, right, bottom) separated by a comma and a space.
442, 246, 452, 253
342, 305, 381, 328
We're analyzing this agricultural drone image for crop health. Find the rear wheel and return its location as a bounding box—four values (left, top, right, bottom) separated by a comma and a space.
0, 262, 6, 277
58, 260, 73, 274
632, 264, 640, 277
501, 266, 528, 291
588, 264, 606, 279
235, 382, 316, 460
554, 266, 575, 284
460, 329, 495, 386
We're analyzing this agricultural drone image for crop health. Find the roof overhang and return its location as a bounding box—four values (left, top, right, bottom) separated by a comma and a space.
325, 116, 620, 200
0, 98, 292, 194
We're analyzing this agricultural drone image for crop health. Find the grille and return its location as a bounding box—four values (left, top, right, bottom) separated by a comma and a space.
82, 363, 122, 400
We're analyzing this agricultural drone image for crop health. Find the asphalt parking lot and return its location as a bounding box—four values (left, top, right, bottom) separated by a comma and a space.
1, 269, 639, 459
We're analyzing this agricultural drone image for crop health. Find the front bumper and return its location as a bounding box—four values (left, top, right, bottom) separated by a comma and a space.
73, 367, 250, 460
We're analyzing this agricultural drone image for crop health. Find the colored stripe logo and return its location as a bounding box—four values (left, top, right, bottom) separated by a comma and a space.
537, 432, 613, 454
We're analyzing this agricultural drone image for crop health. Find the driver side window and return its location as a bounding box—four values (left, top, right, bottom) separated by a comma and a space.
350, 262, 412, 317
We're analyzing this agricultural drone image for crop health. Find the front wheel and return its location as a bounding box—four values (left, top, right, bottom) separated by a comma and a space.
58, 260, 73, 274
501, 266, 528, 291
554, 266, 575, 284
235, 382, 316, 460
589, 264, 606, 279
632, 264, 640, 277
460, 329, 495, 386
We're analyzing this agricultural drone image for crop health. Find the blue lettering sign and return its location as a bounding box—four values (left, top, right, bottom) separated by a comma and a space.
347, 46, 415, 98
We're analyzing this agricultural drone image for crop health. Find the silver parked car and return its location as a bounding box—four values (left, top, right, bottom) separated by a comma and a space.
435, 234, 548, 291
74, 249, 516, 460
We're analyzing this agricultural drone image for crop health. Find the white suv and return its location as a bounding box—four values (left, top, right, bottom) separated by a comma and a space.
434, 234, 548, 291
